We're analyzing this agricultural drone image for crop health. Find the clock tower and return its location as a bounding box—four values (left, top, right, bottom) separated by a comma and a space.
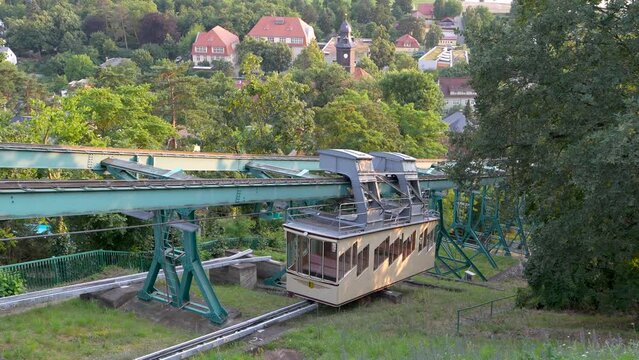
336, 20, 355, 74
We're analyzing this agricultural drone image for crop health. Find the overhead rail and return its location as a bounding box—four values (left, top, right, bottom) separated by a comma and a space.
0, 143, 321, 172
0, 143, 444, 172
0, 174, 485, 220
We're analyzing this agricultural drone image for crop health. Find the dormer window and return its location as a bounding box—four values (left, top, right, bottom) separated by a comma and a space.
275, 18, 285, 25
195, 46, 207, 53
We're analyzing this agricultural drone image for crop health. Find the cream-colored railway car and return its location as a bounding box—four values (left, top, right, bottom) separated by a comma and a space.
285, 217, 438, 306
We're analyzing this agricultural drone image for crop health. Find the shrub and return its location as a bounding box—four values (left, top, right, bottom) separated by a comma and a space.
0, 271, 26, 297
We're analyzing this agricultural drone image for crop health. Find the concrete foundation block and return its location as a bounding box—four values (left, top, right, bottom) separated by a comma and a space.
80, 285, 138, 309
209, 263, 257, 289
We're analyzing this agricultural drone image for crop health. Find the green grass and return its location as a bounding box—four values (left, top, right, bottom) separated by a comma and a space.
0, 284, 297, 360
207, 276, 639, 359
415, 0, 435, 5
0, 299, 194, 360
252, 248, 286, 263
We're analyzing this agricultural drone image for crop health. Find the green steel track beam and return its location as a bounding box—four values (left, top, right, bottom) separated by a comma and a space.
0, 176, 500, 220
0, 143, 320, 172
0, 179, 350, 220
0, 143, 445, 172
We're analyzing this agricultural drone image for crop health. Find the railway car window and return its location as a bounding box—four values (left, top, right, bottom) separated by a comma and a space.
411, 231, 416, 252
287, 233, 298, 271
418, 230, 424, 251
357, 245, 370, 276
338, 245, 354, 281
298, 235, 310, 276
309, 238, 323, 278
389, 237, 400, 264
374, 237, 390, 270
338, 253, 345, 280
426, 228, 436, 251
323, 241, 337, 282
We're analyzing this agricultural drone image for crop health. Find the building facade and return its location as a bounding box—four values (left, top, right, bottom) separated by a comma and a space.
247, 16, 316, 58
191, 26, 240, 66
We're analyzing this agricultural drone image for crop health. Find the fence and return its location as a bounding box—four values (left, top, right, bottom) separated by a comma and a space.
0, 250, 153, 292
456, 294, 516, 335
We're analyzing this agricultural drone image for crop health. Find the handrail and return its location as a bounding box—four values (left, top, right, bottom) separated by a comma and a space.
456, 294, 516, 335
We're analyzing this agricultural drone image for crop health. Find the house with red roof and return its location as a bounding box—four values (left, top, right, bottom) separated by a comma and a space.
247, 16, 316, 58
191, 26, 240, 66
412, 4, 434, 20
438, 77, 476, 110
395, 34, 420, 54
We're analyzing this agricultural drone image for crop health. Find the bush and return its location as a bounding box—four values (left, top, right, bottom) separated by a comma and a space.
0, 271, 26, 297
515, 287, 543, 310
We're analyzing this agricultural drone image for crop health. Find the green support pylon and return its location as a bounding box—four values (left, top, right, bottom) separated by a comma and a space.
507, 197, 530, 257
138, 209, 228, 324
432, 198, 487, 281
476, 186, 511, 256
449, 189, 498, 269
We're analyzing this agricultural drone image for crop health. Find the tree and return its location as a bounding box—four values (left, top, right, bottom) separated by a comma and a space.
373, 0, 395, 29
351, 0, 375, 24
292, 63, 350, 107
454, 0, 639, 311
444, 0, 463, 18
96, 59, 141, 88
393, 53, 417, 71
357, 56, 380, 76
89, 32, 119, 59
438, 62, 470, 77
314, 90, 402, 153
396, 16, 427, 44
292, 40, 325, 70
433, 0, 446, 19
178, 23, 204, 58
131, 48, 154, 70
138, 12, 178, 45
462, 6, 495, 48
379, 69, 443, 112
392, 0, 414, 19
226, 72, 315, 154
69, 85, 174, 149
370, 26, 395, 69
64, 54, 97, 81
5, 12, 55, 55
391, 103, 447, 157
150, 60, 199, 148
424, 24, 443, 49
237, 37, 292, 73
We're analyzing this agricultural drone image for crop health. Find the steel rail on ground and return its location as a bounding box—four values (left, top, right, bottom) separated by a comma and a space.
136, 300, 318, 360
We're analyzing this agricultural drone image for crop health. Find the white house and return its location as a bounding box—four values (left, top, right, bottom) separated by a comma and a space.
0, 46, 17, 65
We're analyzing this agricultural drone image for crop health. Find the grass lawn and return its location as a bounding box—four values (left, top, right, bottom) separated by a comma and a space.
206, 275, 639, 359
0, 284, 297, 360
252, 248, 286, 263
0, 299, 194, 360
415, 0, 436, 4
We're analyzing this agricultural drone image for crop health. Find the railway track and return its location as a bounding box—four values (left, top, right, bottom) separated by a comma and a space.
136, 300, 318, 360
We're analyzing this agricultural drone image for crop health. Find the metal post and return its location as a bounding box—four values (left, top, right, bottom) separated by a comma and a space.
456, 309, 461, 335
490, 301, 493, 317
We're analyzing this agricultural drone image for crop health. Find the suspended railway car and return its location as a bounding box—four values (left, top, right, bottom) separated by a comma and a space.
284, 150, 438, 306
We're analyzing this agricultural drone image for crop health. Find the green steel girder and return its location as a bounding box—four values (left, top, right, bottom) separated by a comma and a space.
0, 143, 321, 172
138, 209, 228, 324
0, 180, 351, 220
432, 198, 487, 281
449, 189, 498, 269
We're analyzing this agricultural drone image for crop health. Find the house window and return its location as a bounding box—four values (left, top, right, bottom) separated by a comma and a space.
268, 36, 275, 42
285, 37, 291, 44
356, 245, 369, 276
213, 47, 224, 54
195, 46, 207, 53
291, 37, 303, 44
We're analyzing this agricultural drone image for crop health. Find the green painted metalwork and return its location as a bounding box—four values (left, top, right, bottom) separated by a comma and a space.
0, 143, 321, 172
475, 186, 511, 256
506, 197, 530, 257
0, 250, 152, 292
0, 179, 352, 220
263, 268, 286, 288
138, 209, 228, 324
433, 198, 487, 281
448, 189, 498, 269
